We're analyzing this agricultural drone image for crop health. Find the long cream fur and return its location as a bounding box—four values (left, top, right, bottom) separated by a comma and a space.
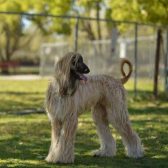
45, 52, 144, 163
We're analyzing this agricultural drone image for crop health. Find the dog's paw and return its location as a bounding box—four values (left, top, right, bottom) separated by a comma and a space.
92, 149, 115, 157
45, 155, 56, 163
127, 145, 144, 158
45, 155, 74, 164
127, 150, 144, 159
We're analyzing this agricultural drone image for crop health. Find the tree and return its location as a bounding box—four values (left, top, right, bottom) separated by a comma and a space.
0, 0, 72, 73
0, 0, 30, 74
28, 0, 72, 35
76, 0, 105, 40
107, 0, 168, 96
108, 0, 168, 25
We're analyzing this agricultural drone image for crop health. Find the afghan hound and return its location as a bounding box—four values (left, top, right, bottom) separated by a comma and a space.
45, 52, 144, 163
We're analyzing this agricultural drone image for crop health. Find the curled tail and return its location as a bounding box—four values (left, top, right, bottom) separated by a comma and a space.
120, 58, 132, 84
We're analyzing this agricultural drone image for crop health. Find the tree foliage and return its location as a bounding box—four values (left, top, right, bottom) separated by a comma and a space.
0, 0, 168, 66
108, 0, 168, 25
76, 0, 105, 40
0, 0, 72, 64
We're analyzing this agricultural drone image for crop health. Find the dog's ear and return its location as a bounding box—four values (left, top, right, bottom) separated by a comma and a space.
55, 52, 77, 96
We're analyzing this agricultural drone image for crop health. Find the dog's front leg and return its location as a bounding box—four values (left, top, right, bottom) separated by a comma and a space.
46, 113, 78, 164
45, 119, 62, 163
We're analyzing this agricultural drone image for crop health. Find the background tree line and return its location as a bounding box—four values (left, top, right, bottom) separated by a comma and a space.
0, 0, 167, 65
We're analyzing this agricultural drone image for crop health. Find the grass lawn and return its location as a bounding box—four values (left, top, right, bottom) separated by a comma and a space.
0, 79, 168, 168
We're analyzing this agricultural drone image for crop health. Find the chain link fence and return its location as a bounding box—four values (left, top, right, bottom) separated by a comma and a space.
39, 18, 168, 96
0, 12, 167, 95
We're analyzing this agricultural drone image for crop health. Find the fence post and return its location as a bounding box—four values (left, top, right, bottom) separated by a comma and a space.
165, 29, 168, 94
134, 23, 138, 97
153, 29, 162, 98
74, 17, 79, 52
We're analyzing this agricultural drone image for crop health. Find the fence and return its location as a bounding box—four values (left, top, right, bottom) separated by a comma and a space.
0, 11, 167, 96
38, 14, 168, 96
40, 35, 157, 76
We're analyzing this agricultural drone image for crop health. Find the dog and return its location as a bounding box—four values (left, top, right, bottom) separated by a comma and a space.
45, 52, 144, 163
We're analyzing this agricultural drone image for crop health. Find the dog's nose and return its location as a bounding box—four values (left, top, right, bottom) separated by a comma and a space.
84, 67, 90, 73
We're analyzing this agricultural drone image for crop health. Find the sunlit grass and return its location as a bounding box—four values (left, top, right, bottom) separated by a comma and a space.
0, 79, 48, 112
0, 79, 167, 167
129, 78, 163, 89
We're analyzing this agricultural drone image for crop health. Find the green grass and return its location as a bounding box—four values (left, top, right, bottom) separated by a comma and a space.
0, 79, 168, 168
0, 79, 48, 113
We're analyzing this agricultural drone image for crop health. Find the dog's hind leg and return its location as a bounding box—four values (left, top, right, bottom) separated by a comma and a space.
108, 100, 144, 158
119, 120, 144, 158
92, 104, 116, 157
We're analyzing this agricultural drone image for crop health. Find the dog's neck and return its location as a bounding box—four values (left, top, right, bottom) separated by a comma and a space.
67, 73, 79, 96
56, 73, 79, 97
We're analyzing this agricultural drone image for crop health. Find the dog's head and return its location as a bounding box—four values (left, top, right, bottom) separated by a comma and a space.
55, 52, 90, 96
70, 53, 90, 81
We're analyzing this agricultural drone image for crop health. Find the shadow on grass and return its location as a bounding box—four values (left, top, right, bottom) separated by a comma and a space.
129, 107, 168, 115
0, 91, 45, 113
0, 89, 167, 114
0, 117, 167, 168
0, 88, 167, 167
0, 137, 167, 168
127, 90, 168, 102
74, 155, 168, 168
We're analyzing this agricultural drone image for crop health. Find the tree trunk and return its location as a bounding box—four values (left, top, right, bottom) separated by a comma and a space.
1, 19, 22, 74
96, 1, 102, 54
2, 25, 11, 74
82, 21, 95, 41
96, 1, 101, 41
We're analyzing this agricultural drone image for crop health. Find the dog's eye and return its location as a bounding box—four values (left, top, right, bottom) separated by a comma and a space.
78, 56, 83, 63
71, 59, 76, 65
71, 56, 77, 66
